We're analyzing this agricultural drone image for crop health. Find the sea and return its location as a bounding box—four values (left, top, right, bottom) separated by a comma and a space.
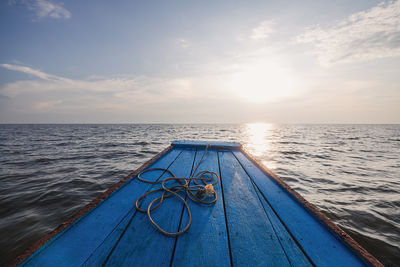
0, 124, 399, 266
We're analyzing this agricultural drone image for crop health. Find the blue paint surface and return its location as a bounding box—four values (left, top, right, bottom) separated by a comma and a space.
171, 149, 230, 267
20, 141, 371, 266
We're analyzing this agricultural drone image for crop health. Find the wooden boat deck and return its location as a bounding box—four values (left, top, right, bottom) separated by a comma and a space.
14, 141, 381, 266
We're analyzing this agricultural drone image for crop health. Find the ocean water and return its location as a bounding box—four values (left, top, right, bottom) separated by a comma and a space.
0, 124, 399, 266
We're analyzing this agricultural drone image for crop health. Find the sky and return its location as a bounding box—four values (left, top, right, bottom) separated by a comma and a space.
0, 0, 399, 123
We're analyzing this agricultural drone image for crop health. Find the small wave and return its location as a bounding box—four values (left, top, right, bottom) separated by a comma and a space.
103, 143, 119, 148
339, 169, 356, 175
151, 141, 163, 145
37, 189, 63, 202
328, 147, 344, 152
56, 167, 79, 173
34, 158, 55, 164
278, 141, 306, 145
313, 154, 331, 160
55, 142, 75, 147
329, 185, 372, 194
100, 151, 130, 159
141, 150, 157, 155
349, 155, 366, 160
346, 137, 361, 140
281, 151, 303, 155
134, 141, 149, 146
57, 154, 97, 161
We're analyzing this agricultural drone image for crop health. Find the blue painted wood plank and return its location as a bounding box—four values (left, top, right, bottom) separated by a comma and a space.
233, 150, 369, 267
218, 151, 290, 266
103, 148, 196, 266
172, 140, 241, 149
81, 203, 135, 266
171, 149, 230, 267
252, 183, 312, 266
83, 149, 195, 266
21, 148, 183, 267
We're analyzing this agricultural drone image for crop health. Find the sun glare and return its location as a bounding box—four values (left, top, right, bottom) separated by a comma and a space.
245, 123, 272, 156
245, 123, 277, 169
226, 57, 297, 103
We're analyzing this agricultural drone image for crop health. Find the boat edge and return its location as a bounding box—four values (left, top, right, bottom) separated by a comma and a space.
9, 145, 173, 267
239, 147, 383, 267
9, 141, 384, 267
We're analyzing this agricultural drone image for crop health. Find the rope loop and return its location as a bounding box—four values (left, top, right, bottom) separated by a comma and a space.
134, 144, 219, 236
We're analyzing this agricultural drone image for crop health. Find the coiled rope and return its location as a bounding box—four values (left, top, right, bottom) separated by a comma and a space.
135, 144, 219, 236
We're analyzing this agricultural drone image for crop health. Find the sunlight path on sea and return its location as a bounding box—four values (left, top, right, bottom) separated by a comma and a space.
244, 123, 277, 170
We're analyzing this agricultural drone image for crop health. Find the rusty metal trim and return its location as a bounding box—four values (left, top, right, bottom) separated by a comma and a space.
10, 145, 173, 267
240, 147, 383, 267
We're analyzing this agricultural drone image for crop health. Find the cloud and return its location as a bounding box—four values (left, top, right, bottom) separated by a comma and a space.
0, 63, 60, 80
34, 99, 62, 111
12, 0, 71, 19
34, 0, 70, 19
0, 63, 238, 123
297, 1, 400, 66
0, 63, 222, 108
250, 20, 275, 40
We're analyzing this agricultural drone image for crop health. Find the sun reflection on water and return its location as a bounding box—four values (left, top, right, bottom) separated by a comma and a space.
245, 123, 277, 169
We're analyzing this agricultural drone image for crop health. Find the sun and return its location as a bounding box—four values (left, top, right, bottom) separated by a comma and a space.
225, 57, 297, 103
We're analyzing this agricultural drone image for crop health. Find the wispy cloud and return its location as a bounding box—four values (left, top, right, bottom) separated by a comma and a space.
297, 1, 400, 66
0, 63, 238, 123
34, 0, 70, 19
0, 63, 61, 80
34, 99, 62, 111
0, 63, 220, 107
12, 0, 71, 19
250, 20, 275, 40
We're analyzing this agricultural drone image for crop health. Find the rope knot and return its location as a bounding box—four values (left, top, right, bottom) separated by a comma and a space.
204, 183, 215, 197
135, 144, 219, 236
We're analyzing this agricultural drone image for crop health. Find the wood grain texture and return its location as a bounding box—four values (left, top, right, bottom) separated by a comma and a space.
11, 145, 174, 267
82, 206, 134, 266
20, 148, 183, 267
171, 149, 230, 267
218, 150, 290, 266
239, 148, 382, 267
82, 151, 186, 266
103, 148, 196, 267
253, 183, 312, 266
233, 150, 370, 267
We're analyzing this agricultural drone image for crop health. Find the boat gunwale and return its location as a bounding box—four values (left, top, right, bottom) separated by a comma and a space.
10, 142, 383, 267
239, 147, 383, 267
9, 145, 173, 267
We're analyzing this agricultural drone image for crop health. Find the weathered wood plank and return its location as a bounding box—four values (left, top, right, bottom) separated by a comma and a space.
171, 149, 230, 267
82, 205, 134, 266
218, 150, 290, 266
233, 150, 368, 267
103, 149, 196, 266
82, 155, 183, 267
21, 148, 183, 267
252, 183, 312, 266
